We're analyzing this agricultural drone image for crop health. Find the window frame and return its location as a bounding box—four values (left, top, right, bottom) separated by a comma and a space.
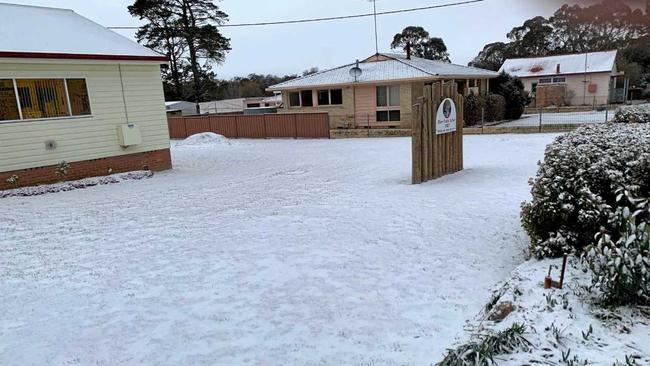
0, 77, 93, 124
375, 84, 401, 123
538, 78, 553, 84
552, 77, 567, 84
317, 89, 343, 106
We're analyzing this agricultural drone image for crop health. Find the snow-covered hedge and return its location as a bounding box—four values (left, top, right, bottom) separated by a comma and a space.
584, 189, 650, 305
521, 124, 650, 259
613, 103, 650, 124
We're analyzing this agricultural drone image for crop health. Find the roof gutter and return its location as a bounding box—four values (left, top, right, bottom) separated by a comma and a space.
0, 51, 169, 63
267, 74, 499, 92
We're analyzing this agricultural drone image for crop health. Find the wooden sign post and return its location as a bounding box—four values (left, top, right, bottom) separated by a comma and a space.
412, 81, 464, 184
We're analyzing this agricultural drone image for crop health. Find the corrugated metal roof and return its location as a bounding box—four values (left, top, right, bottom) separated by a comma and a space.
0, 3, 164, 60
499, 50, 617, 78
268, 53, 499, 91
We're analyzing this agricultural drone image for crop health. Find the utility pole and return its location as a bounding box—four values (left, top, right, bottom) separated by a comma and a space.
373, 0, 379, 54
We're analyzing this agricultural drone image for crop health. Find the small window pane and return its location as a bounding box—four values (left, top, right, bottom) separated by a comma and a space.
318, 90, 330, 105
389, 85, 401, 106
300, 90, 313, 107
16, 79, 69, 119
539, 78, 552, 84
66, 79, 91, 116
553, 77, 566, 83
0, 79, 20, 121
330, 89, 343, 105
376, 111, 389, 122
376, 86, 388, 107
389, 110, 401, 121
289, 92, 300, 107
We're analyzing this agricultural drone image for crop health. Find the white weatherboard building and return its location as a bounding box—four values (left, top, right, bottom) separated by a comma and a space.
0, 3, 171, 189
500, 50, 626, 107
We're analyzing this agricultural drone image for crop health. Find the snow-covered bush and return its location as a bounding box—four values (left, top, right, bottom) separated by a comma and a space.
583, 189, 650, 305
521, 124, 650, 259
613, 104, 650, 124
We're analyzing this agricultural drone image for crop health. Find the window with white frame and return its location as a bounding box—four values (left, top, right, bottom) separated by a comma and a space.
539, 78, 553, 84
552, 77, 566, 84
317, 89, 343, 106
288, 90, 314, 107
376, 85, 401, 122
0, 78, 91, 122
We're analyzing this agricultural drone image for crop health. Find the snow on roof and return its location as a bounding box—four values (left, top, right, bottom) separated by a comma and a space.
268, 53, 499, 91
0, 3, 166, 61
499, 50, 617, 78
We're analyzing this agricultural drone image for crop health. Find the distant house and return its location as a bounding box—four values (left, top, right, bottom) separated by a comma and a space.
165, 101, 198, 116
267, 52, 498, 129
499, 50, 627, 107
0, 3, 171, 190
199, 96, 282, 115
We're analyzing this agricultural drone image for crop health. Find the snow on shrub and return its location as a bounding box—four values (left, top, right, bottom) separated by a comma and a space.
613, 103, 650, 124
521, 124, 650, 259
583, 188, 650, 305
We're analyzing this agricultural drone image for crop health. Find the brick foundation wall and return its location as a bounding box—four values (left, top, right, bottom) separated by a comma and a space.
0, 149, 172, 191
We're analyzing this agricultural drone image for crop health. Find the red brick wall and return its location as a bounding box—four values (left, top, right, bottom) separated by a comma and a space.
0, 149, 172, 190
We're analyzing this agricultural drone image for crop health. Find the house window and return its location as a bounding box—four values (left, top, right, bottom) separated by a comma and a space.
376, 110, 401, 122
17, 79, 69, 119
531, 82, 538, 93
539, 78, 552, 84
289, 92, 301, 107
66, 79, 91, 116
317, 89, 343, 106
0, 78, 92, 122
330, 89, 343, 105
377, 85, 400, 107
0, 79, 20, 121
247, 103, 261, 108
552, 77, 566, 84
300, 90, 313, 107
376, 85, 401, 122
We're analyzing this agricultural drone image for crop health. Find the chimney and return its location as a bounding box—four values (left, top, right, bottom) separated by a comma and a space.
405, 42, 412, 60
556, 63, 561, 74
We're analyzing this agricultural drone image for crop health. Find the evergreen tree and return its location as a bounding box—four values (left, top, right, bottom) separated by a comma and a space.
129, 0, 231, 107
391, 26, 450, 62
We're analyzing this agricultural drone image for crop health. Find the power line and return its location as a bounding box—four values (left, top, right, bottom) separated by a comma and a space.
108, 0, 484, 30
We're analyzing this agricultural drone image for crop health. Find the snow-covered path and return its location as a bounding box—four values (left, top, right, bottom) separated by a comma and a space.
1, 134, 555, 366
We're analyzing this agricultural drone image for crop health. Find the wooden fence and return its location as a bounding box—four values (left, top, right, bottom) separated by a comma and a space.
168, 113, 330, 139
412, 82, 464, 184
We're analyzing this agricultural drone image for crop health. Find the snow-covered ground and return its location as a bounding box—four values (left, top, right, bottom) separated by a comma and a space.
440, 259, 650, 365
500, 110, 612, 127
1, 134, 556, 366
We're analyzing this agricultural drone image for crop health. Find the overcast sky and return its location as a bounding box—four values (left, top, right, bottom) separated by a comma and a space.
5, 0, 631, 79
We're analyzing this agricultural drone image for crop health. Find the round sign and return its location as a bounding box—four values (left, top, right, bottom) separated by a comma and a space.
436, 98, 457, 135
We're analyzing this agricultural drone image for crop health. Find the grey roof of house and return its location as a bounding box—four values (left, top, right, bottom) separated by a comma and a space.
0, 3, 164, 59
499, 50, 617, 78
268, 53, 499, 91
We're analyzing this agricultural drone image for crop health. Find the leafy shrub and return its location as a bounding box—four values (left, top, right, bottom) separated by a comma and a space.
491, 72, 531, 120
521, 124, 650, 259
464, 92, 483, 126
463, 93, 506, 126
437, 323, 531, 366
613, 104, 650, 124
583, 188, 650, 306
484, 94, 506, 122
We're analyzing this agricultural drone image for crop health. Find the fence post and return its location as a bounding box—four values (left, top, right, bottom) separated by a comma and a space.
539, 107, 543, 133
263, 114, 268, 139
294, 115, 298, 139
605, 106, 609, 123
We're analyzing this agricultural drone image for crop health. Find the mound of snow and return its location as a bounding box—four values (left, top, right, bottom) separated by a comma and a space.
176, 133, 234, 147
